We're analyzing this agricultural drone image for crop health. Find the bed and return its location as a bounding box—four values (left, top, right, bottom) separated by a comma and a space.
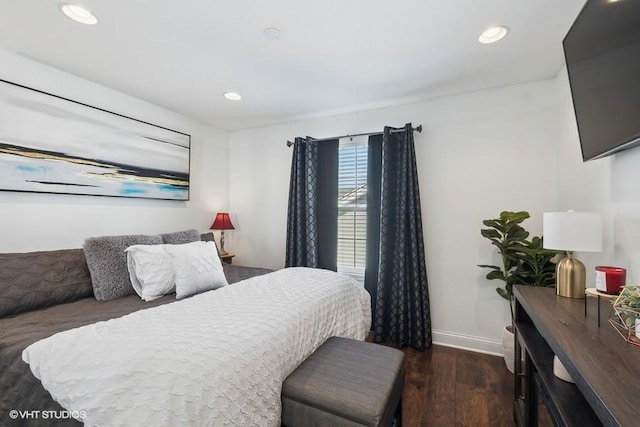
0, 244, 371, 426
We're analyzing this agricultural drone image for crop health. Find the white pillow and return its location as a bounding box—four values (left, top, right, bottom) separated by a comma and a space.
125, 245, 175, 301
164, 241, 228, 299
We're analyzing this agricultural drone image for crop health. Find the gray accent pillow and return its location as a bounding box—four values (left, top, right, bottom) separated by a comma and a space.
0, 249, 93, 318
160, 229, 201, 245
83, 234, 162, 302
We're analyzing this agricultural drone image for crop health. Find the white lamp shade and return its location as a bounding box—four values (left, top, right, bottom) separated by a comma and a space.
543, 211, 602, 252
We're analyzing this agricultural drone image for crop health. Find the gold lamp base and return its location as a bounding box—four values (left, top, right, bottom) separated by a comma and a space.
556, 252, 586, 298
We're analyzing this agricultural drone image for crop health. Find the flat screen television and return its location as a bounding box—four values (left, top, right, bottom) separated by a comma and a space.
563, 0, 640, 161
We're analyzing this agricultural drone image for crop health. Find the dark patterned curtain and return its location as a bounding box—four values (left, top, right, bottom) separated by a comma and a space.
365, 134, 383, 317
370, 124, 432, 350
285, 137, 338, 270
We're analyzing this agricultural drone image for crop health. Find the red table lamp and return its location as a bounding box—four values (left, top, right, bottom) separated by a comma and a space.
210, 213, 235, 255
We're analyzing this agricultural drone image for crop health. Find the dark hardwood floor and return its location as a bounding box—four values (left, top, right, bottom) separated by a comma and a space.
400, 345, 514, 427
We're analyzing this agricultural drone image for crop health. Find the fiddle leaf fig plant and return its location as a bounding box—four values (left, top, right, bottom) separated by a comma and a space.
478, 211, 560, 323
478, 211, 530, 302
512, 236, 558, 289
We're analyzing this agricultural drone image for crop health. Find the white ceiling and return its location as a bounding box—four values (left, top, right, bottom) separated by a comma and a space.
0, 0, 586, 131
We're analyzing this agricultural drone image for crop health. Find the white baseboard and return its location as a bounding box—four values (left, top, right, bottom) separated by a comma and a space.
432, 329, 502, 356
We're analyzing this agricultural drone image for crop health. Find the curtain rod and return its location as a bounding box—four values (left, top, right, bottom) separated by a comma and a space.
286, 124, 422, 147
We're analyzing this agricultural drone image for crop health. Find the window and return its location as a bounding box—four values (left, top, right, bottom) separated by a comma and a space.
337, 136, 368, 281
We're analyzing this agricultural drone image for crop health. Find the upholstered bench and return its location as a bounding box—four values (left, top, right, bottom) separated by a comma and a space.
281, 337, 405, 427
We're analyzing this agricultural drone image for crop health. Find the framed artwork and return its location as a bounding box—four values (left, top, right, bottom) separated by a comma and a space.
0, 79, 190, 200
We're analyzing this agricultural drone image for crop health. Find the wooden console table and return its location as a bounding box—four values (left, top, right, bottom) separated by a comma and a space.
513, 286, 640, 426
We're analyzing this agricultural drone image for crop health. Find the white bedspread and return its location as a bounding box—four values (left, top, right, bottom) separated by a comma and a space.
22, 267, 371, 426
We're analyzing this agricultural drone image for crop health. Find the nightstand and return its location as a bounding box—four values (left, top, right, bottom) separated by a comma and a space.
220, 253, 235, 264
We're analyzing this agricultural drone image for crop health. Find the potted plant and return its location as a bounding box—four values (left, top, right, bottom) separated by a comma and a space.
478, 211, 559, 372
513, 236, 558, 289
611, 286, 640, 344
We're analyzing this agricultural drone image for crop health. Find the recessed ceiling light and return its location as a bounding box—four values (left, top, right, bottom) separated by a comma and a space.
58, 3, 98, 25
479, 25, 509, 44
263, 27, 282, 41
224, 92, 242, 101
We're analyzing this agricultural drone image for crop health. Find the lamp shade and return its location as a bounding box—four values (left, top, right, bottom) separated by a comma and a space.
210, 213, 235, 230
543, 211, 602, 252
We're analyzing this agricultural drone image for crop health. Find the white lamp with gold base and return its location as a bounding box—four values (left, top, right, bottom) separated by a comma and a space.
543, 211, 602, 299
555, 251, 587, 298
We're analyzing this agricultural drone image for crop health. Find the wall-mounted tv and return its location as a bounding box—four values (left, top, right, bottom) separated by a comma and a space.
563, 0, 640, 161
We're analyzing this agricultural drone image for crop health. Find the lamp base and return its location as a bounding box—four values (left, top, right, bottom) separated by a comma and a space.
556, 253, 586, 298
218, 231, 228, 256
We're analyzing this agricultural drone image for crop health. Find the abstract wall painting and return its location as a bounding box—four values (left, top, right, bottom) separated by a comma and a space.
0, 79, 190, 201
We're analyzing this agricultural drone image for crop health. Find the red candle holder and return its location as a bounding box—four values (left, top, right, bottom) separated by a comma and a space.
595, 266, 626, 294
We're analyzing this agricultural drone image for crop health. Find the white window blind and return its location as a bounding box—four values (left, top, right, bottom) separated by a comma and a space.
337, 137, 368, 280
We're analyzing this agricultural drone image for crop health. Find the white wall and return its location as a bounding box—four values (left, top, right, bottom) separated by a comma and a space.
229, 79, 559, 354
0, 48, 229, 252
555, 67, 640, 284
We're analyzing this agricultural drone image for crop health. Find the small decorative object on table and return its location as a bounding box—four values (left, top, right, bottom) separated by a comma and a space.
609, 286, 640, 346
210, 212, 235, 255
595, 266, 626, 294
585, 288, 617, 327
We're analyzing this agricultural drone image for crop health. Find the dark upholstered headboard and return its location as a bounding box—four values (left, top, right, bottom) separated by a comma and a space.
0, 249, 93, 318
